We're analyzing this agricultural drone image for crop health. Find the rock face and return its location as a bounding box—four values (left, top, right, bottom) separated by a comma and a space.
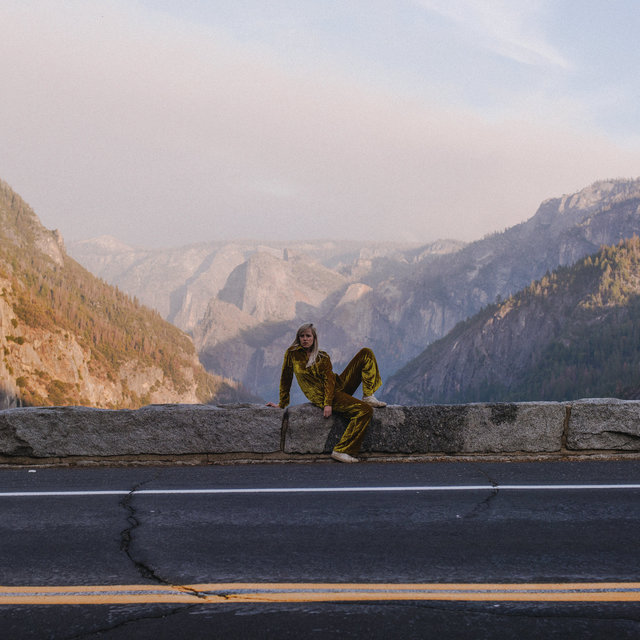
384, 236, 640, 405
193, 249, 349, 381
218, 251, 347, 323
68, 236, 225, 326
0, 277, 218, 407
2, 399, 639, 462
69, 179, 640, 403
0, 179, 250, 408
364, 179, 640, 376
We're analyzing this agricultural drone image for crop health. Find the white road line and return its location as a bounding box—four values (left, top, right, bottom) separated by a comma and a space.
1, 484, 640, 498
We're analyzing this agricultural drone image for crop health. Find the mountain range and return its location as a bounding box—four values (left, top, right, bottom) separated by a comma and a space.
0, 179, 253, 409
70, 178, 640, 403
70, 236, 463, 401
384, 236, 640, 403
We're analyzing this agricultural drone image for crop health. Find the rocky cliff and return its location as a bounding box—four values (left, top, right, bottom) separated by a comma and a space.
384, 237, 640, 404
0, 180, 253, 408
368, 179, 640, 368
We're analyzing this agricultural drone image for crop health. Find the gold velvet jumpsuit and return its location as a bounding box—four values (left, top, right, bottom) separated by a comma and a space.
278, 346, 383, 455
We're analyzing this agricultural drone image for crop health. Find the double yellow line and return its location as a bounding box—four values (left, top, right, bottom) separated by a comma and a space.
2, 582, 640, 605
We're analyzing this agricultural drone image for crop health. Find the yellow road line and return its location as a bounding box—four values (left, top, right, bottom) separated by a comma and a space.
1, 582, 640, 605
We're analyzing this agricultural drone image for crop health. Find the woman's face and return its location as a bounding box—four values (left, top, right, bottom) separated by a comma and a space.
298, 329, 314, 350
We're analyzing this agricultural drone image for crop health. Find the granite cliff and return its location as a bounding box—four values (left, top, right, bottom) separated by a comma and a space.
0, 180, 252, 408
384, 237, 640, 404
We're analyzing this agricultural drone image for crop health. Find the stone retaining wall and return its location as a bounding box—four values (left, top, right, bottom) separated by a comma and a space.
0, 399, 639, 464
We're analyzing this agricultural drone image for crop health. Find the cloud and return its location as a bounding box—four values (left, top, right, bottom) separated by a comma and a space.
416, 0, 571, 69
0, 0, 638, 249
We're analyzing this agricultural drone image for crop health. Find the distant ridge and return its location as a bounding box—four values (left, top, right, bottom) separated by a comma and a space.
69, 177, 640, 402
384, 236, 640, 404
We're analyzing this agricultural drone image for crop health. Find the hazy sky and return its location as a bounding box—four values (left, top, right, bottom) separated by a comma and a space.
1, 1, 640, 248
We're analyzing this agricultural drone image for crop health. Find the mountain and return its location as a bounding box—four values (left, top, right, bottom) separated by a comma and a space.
384, 237, 640, 404
369, 178, 640, 365
69, 237, 457, 400
199, 178, 640, 401
0, 180, 253, 409
68, 238, 437, 333
69, 178, 640, 402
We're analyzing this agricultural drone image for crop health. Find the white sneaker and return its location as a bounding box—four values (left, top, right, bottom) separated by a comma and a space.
331, 451, 359, 463
362, 395, 387, 408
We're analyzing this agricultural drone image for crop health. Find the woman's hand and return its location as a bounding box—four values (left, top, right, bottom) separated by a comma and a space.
323, 405, 332, 418
266, 402, 280, 408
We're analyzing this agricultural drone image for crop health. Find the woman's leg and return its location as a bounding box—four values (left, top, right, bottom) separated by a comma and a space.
331, 390, 373, 455
338, 348, 382, 397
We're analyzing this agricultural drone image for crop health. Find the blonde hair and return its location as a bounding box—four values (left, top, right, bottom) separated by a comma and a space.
290, 323, 319, 368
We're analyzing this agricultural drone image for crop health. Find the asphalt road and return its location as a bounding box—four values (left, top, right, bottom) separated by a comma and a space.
2, 460, 640, 639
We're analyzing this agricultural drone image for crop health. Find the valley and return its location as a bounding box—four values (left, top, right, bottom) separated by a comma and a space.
69, 179, 640, 403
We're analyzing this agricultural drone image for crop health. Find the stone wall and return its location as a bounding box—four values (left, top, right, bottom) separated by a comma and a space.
1, 399, 640, 464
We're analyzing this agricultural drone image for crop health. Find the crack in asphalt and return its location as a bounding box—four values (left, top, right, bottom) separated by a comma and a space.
119, 478, 210, 602
462, 465, 499, 519
474, 465, 499, 489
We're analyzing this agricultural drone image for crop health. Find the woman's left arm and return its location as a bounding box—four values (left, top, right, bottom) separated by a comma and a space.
277, 349, 294, 408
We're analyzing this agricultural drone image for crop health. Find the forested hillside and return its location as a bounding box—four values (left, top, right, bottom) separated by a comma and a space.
0, 180, 252, 408
384, 237, 640, 404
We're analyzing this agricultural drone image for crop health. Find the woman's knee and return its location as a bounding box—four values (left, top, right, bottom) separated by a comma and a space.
358, 347, 374, 358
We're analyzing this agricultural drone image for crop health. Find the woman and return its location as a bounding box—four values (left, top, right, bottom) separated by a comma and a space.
267, 323, 386, 463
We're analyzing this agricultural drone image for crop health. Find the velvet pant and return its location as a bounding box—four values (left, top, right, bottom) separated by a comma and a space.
331, 348, 382, 455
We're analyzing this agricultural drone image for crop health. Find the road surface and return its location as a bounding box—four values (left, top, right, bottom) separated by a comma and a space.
1, 460, 640, 638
